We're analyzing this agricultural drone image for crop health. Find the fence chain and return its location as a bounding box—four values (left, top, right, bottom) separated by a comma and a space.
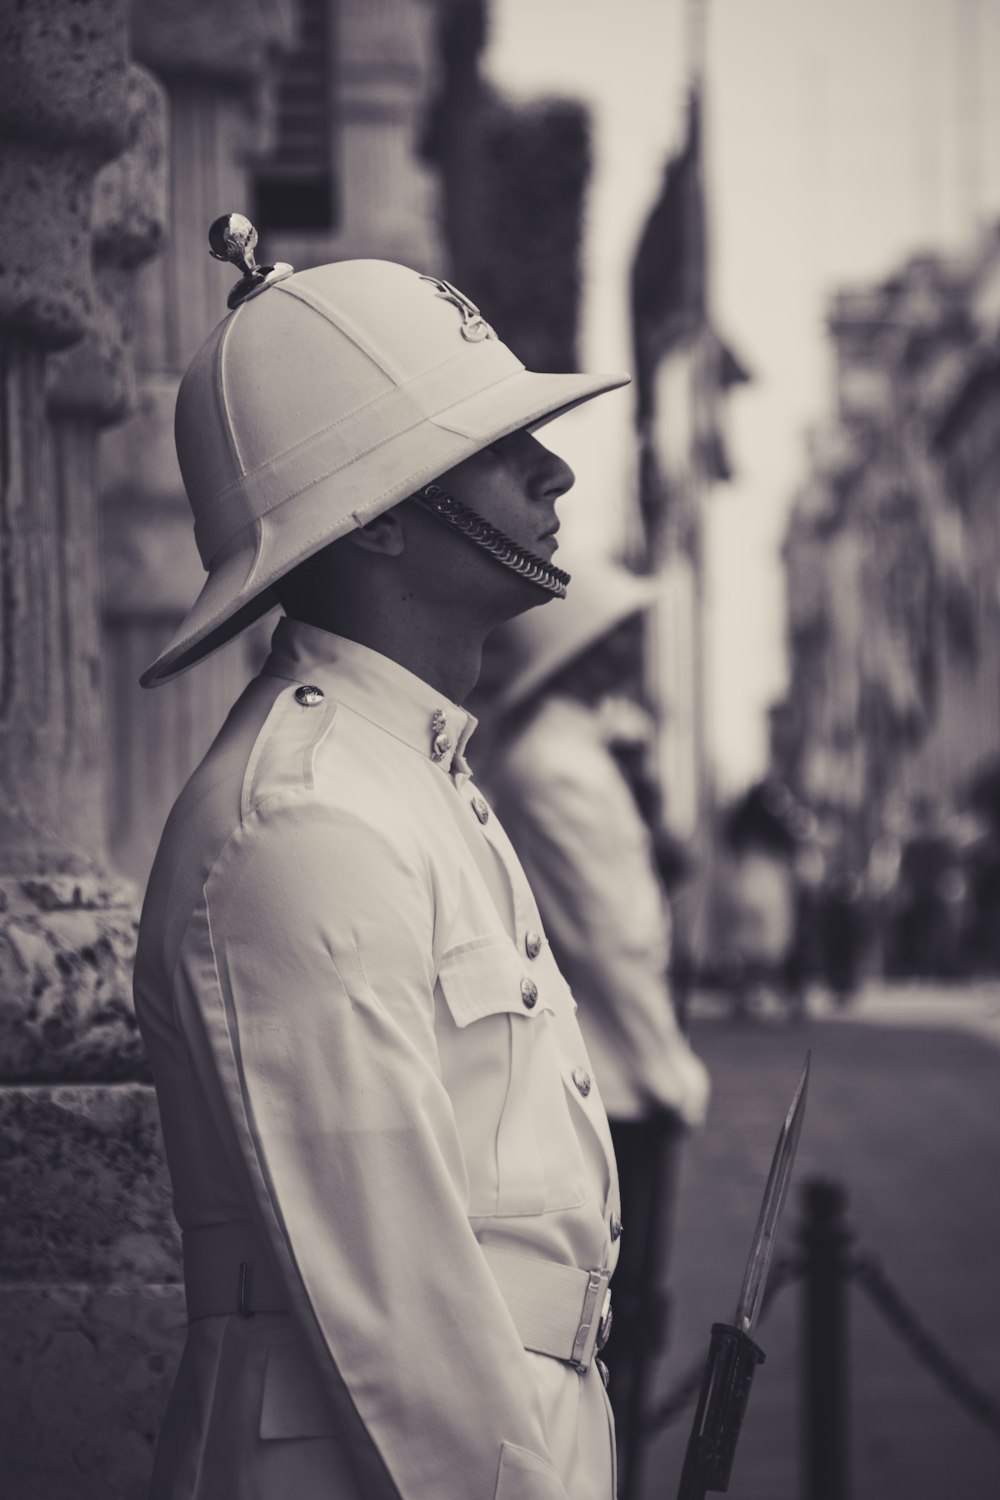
640, 1244, 1000, 1444
641, 1255, 802, 1435
851, 1253, 1000, 1443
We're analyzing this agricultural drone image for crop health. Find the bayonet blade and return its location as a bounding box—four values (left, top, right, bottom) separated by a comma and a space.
733, 1052, 810, 1335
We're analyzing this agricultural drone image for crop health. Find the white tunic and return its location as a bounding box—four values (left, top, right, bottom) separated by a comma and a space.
135, 618, 620, 1500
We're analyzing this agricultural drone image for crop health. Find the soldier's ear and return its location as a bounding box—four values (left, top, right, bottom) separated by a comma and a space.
348, 509, 405, 557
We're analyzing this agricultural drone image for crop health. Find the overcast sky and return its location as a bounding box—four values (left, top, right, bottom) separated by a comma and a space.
484, 0, 1000, 793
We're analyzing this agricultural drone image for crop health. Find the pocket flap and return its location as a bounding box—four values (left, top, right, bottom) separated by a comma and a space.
259, 1343, 338, 1440
438, 937, 554, 1028
494, 1441, 569, 1499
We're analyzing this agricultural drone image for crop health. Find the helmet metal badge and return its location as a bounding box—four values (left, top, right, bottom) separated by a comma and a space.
419, 276, 497, 343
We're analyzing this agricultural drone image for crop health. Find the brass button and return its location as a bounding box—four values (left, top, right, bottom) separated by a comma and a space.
524, 930, 542, 960
572, 1066, 592, 1097
610, 1213, 623, 1242
520, 977, 538, 1010
471, 795, 490, 824
294, 684, 324, 707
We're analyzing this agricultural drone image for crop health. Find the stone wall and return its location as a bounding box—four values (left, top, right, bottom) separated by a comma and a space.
0, 0, 296, 1492
0, 3, 183, 1492
0, 2, 454, 1492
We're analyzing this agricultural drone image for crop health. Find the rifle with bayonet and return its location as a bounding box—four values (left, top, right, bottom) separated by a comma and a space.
676, 1054, 810, 1500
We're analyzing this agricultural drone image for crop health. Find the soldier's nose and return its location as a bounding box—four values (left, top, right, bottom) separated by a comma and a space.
531, 439, 575, 502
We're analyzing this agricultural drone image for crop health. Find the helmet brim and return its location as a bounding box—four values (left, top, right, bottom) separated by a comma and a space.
141, 366, 629, 687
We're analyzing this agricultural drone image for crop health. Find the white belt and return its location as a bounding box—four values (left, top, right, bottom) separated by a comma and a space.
480, 1244, 614, 1374
182, 1222, 612, 1373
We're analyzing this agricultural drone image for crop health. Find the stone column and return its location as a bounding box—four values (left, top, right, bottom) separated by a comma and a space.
100, 0, 296, 881
0, 6, 181, 1492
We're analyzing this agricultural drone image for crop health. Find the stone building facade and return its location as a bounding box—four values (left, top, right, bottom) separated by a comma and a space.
0, 0, 451, 1492
775, 229, 1000, 875
105, 0, 447, 884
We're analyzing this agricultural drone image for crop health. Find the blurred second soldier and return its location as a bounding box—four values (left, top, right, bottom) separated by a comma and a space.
484, 559, 710, 1484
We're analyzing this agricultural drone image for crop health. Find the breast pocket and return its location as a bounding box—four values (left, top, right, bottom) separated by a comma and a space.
437, 936, 589, 1220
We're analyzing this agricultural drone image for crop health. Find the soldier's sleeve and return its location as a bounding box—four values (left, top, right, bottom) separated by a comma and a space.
173, 790, 570, 1500
503, 746, 709, 1127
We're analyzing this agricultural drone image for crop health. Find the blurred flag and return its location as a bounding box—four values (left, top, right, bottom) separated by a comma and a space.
629, 87, 748, 568
631, 88, 707, 424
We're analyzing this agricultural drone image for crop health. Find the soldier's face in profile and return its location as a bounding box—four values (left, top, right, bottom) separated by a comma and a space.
386, 429, 576, 625
438, 428, 574, 583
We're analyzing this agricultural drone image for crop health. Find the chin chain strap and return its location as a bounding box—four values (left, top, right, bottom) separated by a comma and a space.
410, 483, 571, 599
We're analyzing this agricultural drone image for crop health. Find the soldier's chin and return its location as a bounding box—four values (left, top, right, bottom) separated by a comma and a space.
503, 578, 555, 619
409, 482, 571, 603
494, 559, 570, 625
493, 539, 570, 606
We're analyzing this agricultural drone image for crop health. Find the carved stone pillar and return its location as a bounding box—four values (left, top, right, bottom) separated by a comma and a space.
99, 0, 296, 881
0, 5, 181, 1489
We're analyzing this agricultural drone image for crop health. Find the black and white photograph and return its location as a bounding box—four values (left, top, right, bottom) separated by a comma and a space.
2, 2, 1000, 1497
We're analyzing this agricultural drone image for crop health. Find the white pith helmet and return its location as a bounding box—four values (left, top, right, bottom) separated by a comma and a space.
140, 220, 629, 687
488, 556, 660, 714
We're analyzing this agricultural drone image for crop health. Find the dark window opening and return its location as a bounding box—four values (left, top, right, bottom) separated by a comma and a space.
254, 0, 336, 234
256, 175, 335, 232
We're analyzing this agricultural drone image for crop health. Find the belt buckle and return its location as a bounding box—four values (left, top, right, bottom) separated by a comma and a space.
571, 1271, 613, 1373
596, 1288, 613, 1353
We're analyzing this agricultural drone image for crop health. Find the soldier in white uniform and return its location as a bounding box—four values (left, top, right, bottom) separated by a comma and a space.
134, 218, 629, 1500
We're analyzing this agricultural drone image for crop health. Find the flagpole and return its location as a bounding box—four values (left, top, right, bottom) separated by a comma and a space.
687, 0, 707, 93
618, 4, 716, 1493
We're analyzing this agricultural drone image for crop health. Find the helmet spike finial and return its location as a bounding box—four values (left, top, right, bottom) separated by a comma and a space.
208, 213, 293, 310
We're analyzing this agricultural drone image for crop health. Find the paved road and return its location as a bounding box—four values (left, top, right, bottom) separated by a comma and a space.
628, 983, 1000, 1500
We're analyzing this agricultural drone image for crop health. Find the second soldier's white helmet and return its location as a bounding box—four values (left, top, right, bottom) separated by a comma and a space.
141, 218, 628, 687
488, 556, 660, 714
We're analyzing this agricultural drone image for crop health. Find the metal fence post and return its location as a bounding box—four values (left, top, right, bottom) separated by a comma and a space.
612, 1114, 683, 1500
800, 1177, 853, 1500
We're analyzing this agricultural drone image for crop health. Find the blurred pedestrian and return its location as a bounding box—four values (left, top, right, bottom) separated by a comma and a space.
719, 780, 802, 1018
887, 795, 963, 977
482, 558, 710, 1488
820, 859, 865, 1004
964, 761, 1000, 972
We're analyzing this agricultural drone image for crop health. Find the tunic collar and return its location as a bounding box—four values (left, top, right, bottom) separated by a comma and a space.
261, 616, 476, 775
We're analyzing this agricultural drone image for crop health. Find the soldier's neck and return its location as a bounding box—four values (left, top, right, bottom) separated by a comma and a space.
356, 617, 486, 707
290, 608, 486, 707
